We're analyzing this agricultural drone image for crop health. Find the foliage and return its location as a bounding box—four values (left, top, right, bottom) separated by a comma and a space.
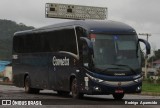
146, 77, 154, 83
157, 69, 160, 76
0, 19, 34, 60
148, 49, 160, 62
157, 77, 160, 83
0, 73, 3, 78
142, 81, 160, 93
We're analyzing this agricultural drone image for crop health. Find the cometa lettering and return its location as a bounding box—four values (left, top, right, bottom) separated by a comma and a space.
53, 56, 69, 66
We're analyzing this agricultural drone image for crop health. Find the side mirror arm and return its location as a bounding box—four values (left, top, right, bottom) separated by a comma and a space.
138, 38, 151, 55
80, 37, 93, 54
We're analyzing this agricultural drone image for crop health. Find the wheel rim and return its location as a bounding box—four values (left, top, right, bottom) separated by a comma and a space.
72, 79, 78, 97
25, 79, 29, 92
113, 93, 124, 100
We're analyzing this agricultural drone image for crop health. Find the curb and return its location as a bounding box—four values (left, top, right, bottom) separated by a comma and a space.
0, 82, 13, 86
140, 92, 160, 96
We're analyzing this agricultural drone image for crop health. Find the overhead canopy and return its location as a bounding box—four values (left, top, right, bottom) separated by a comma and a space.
153, 59, 160, 64
0, 61, 11, 72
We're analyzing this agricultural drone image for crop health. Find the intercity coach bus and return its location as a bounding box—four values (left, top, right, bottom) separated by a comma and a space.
12, 20, 150, 99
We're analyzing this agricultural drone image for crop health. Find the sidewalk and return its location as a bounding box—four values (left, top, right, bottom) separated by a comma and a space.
0, 81, 13, 85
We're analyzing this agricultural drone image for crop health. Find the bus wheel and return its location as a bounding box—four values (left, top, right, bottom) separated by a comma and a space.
71, 78, 83, 99
57, 91, 70, 96
24, 76, 32, 93
112, 93, 124, 100
32, 89, 40, 94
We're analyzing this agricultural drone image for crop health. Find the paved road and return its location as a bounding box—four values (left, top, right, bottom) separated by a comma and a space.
0, 85, 160, 108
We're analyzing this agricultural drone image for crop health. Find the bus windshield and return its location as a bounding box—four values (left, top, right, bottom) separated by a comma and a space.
92, 34, 140, 70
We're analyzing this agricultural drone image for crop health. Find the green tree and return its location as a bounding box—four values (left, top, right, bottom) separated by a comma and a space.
0, 19, 34, 60
148, 49, 160, 62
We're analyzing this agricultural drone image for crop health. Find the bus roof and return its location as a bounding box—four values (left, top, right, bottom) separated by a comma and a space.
14, 20, 137, 36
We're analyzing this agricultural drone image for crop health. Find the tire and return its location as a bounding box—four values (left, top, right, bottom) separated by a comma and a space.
24, 76, 32, 93
113, 93, 124, 100
24, 76, 40, 94
32, 89, 40, 94
57, 91, 70, 96
71, 78, 83, 99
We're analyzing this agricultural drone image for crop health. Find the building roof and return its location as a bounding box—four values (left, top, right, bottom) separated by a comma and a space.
153, 59, 160, 64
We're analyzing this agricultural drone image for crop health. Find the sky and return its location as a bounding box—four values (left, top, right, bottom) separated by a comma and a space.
0, 0, 160, 54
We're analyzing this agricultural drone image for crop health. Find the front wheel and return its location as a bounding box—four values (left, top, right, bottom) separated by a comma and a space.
112, 93, 124, 100
57, 91, 70, 96
71, 78, 83, 99
24, 76, 39, 94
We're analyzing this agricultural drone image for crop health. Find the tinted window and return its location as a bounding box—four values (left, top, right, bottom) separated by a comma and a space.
46, 29, 77, 54
13, 35, 25, 53
13, 28, 78, 54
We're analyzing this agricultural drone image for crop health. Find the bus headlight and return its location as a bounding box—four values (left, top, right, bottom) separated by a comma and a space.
134, 77, 142, 83
86, 73, 104, 83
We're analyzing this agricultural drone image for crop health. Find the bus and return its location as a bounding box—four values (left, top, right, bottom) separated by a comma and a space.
12, 20, 150, 99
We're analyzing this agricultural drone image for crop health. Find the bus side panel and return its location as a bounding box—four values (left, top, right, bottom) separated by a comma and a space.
21, 53, 50, 89
48, 53, 77, 92
13, 53, 50, 89
13, 55, 26, 87
13, 71, 25, 87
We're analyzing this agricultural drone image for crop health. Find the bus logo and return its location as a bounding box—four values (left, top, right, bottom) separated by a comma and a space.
114, 73, 125, 76
52, 56, 69, 66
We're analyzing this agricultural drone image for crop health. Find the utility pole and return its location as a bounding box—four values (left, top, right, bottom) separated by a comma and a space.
139, 33, 151, 79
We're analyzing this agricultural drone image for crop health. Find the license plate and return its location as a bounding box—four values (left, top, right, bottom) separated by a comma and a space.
115, 90, 124, 93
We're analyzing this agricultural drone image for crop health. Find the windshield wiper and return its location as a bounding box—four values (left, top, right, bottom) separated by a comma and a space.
111, 64, 137, 75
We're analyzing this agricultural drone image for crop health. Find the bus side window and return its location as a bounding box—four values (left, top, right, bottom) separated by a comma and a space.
13, 36, 22, 53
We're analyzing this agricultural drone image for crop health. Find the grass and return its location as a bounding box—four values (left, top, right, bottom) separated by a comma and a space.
142, 81, 160, 93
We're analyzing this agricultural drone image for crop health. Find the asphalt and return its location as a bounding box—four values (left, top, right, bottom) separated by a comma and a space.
0, 82, 160, 96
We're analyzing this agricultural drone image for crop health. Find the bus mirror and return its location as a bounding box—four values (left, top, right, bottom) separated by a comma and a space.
138, 38, 151, 55
80, 37, 94, 68
80, 37, 93, 54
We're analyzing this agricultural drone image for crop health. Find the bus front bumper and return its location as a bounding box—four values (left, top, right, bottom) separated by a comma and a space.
79, 73, 142, 95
